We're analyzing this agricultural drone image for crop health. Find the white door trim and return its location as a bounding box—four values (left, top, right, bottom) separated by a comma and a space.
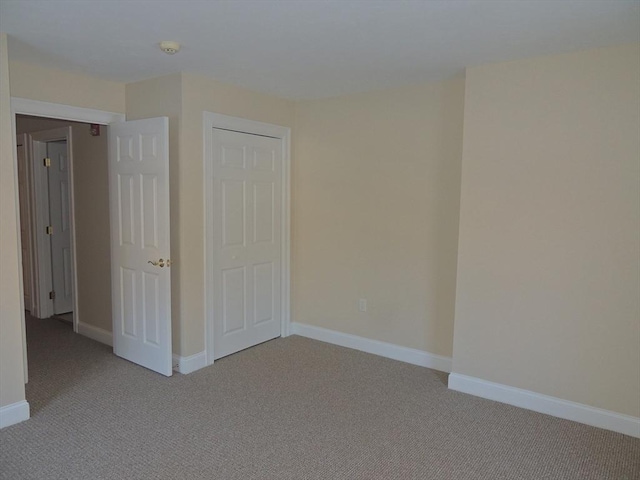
203, 112, 291, 365
29, 128, 78, 326
11, 97, 124, 124
15, 133, 33, 384
10, 115, 28, 384
16, 133, 36, 314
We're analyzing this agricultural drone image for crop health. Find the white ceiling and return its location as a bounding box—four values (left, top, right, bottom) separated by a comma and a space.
1, 0, 638, 100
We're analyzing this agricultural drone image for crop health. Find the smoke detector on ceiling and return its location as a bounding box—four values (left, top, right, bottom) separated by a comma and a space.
159, 41, 181, 55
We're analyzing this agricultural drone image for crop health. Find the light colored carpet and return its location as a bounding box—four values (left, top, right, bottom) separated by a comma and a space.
1, 316, 638, 480
52, 312, 73, 324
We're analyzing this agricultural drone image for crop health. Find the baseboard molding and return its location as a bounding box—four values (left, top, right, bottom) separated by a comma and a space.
290, 322, 452, 373
448, 373, 640, 439
0, 400, 30, 429
172, 351, 208, 374
77, 322, 113, 347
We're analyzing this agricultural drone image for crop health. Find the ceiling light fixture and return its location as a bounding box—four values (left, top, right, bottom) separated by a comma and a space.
159, 41, 181, 55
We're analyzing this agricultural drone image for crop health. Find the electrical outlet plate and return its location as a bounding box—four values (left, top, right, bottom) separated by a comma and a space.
358, 299, 367, 312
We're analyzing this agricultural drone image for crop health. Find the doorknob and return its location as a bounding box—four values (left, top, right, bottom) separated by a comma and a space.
148, 258, 166, 268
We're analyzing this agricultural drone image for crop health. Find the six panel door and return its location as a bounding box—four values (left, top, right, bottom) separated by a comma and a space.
212, 128, 282, 360
108, 117, 172, 376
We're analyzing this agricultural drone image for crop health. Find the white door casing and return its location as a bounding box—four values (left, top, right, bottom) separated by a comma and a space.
47, 141, 74, 314
16, 134, 33, 312
204, 112, 291, 365
108, 117, 172, 376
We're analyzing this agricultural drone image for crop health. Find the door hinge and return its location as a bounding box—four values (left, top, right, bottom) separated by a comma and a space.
46, 225, 53, 235
49, 291, 56, 300
43, 157, 51, 167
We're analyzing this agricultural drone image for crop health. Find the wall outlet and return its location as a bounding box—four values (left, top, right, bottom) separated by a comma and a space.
358, 298, 367, 312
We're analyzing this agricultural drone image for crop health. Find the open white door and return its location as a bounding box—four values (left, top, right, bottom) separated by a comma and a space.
47, 140, 74, 314
108, 117, 172, 376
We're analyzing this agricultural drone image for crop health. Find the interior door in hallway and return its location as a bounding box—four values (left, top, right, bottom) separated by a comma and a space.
212, 128, 282, 360
108, 117, 172, 376
47, 140, 74, 314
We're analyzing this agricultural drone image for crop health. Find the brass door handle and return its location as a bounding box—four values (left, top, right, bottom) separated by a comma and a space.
148, 258, 166, 268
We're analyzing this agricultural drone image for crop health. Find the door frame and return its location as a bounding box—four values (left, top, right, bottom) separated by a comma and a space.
29, 127, 75, 320
203, 112, 291, 365
10, 98, 124, 373
16, 133, 36, 315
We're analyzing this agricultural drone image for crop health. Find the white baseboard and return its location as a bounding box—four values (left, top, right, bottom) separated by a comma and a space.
290, 322, 452, 373
77, 323, 207, 375
0, 400, 30, 429
77, 322, 113, 347
172, 351, 207, 374
448, 373, 640, 439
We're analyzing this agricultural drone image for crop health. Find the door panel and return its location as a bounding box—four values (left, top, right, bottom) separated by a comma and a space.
222, 179, 245, 247
118, 174, 135, 245
47, 141, 74, 314
142, 271, 160, 345
253, 261, 274, 325
109, 117, 172, 376
253, 182, 274, 243
141, 175, 159, 248
213, 129, 282, 360
222, 266, 246, 334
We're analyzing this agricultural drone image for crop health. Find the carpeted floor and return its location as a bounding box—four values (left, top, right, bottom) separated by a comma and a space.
1, 316, 638, 480
52, 312, 74, 325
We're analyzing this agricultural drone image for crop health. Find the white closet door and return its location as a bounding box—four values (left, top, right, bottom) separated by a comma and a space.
212, 128, 282, 359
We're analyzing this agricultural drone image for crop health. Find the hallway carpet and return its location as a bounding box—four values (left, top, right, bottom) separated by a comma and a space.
1, 316, 638, 479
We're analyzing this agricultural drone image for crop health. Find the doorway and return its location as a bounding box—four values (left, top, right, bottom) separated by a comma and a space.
14, 113, 114, 365
12, 100, 174, 381
25, 127, 75, 321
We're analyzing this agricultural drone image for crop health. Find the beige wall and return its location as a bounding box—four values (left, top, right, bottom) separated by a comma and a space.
293, 78, 465, 356
15, 116, 74, 134
0, 33, 27, 409
71, 122, 112, 331
452, 44, 640, 417
9, 61, 125, 114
